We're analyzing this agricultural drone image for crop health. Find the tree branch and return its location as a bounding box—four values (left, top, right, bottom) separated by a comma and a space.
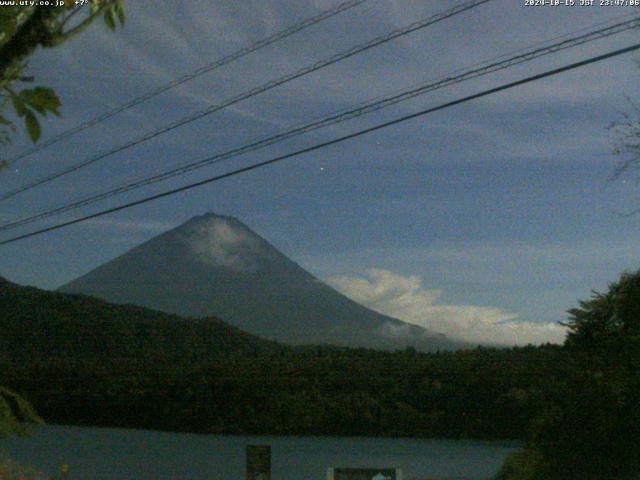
48, 6, 107, 47
0, 8, 59, 81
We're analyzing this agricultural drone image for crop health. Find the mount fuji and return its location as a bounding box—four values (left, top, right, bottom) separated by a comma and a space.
60, 213, 461, 351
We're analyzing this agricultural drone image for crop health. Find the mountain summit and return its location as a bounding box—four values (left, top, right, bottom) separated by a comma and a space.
60, 213, 459, 351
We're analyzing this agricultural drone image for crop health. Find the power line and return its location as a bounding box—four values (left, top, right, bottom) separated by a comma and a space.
0, 0, 493, 203
3, 0, 370, 166
2, 15, 638, 232
1, 41, 639, 246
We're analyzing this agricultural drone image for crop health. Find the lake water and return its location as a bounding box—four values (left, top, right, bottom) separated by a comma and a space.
1, 425, 517, 480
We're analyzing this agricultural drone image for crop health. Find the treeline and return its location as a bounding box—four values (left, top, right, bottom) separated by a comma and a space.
497, 270, 640, 480
3, 345, 568, 439
1, 272, 639, 479
1, 277, 565, 440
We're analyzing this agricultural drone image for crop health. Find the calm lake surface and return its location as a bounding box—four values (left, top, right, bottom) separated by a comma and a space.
1, 425, 517, 480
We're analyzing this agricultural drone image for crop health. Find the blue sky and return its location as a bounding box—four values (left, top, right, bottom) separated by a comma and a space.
1, 0, 640, 344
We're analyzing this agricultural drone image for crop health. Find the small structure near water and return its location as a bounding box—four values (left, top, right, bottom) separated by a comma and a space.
327, 467, 402, 480
246, 445, 271, 480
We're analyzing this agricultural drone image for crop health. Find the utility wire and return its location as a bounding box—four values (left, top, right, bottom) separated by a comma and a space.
3, 0, 369, 166
0, 0, 493, 202
1, 15, 638, 232
1, 41, 639, 246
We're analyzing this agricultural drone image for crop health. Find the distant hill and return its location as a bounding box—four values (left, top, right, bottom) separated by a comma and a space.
0, 276, 568, 439
0, 277, 277, 364
60, 213, 462, 351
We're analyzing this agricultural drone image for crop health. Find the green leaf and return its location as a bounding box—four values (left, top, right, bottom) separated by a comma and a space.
0, 8, 36, 48
116, 3, 125, 26
24, 110, 41, 142
0, 386, 43, 438
0, 16, 17, 42
20, 87, 61, 116
10, 94, 26, 117
20, 91, 45, 114
104, 9, 116, 31
116, 5, 126, 27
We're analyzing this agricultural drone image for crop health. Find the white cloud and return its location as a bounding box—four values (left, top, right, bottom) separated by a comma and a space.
188, 217, 261, 270
328, 268, 567, 346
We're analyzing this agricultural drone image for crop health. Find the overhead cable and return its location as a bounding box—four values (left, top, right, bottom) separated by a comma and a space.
0, 0, 493, 202
2, 41, 639, 245
2, 15, 638, 232
3, 0, 370, 166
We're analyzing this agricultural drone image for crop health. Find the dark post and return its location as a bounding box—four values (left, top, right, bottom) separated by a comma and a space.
246, 445, 271, 480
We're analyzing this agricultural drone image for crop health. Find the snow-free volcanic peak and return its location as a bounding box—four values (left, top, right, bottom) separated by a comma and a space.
60, 213, 461, 351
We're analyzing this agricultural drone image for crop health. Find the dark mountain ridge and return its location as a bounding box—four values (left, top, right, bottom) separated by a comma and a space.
0, 277, 277, 364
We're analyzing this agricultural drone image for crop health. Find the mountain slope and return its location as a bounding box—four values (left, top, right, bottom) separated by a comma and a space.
0, 277, 276, 363
60, 213, 460, 351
